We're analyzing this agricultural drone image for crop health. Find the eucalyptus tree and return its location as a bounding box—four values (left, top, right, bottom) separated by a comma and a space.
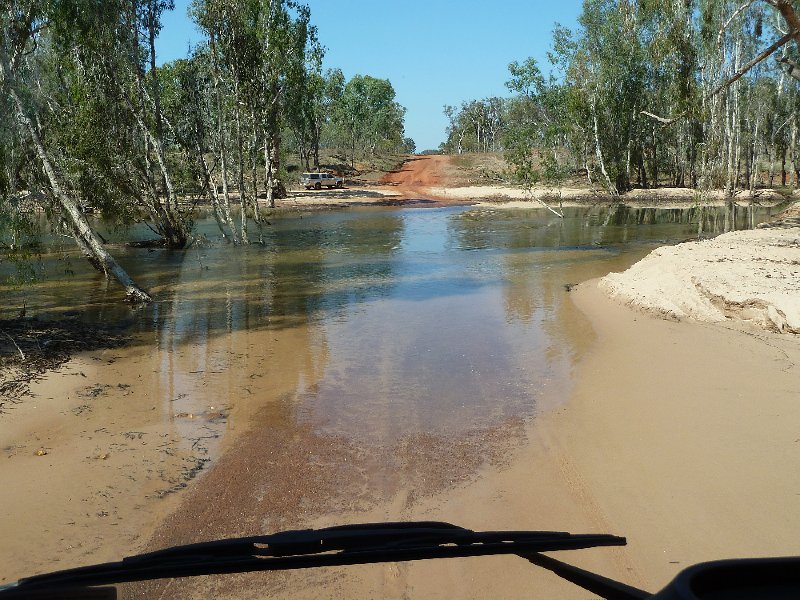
333, 75, 406, 166
401, 137, 416, 154
297, 67, 345, 170
502, 57, 572, 216
158, 54, 233, 238
496, 0, 800, 206
190, 0, 318, 224
636, 1, 800, 193
502, 58, 547, 185
123, 0, 193, 249
254, 0, 318, 209
190, 0, 242, 242
315, 68, 345, 165
573, 0, 648, 195
1, 0, 152, 301
442, 97, 506, 154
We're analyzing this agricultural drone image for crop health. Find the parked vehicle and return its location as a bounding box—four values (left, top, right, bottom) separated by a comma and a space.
300, 172, 344, 190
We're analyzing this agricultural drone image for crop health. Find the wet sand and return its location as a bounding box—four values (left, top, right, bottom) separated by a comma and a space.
555, 280, 800, 591
0, 323, 324, 585
125, 277, 800, 598
4, 289, 798, 597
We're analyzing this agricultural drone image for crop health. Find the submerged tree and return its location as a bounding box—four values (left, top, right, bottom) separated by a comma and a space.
1, 0, 152, 301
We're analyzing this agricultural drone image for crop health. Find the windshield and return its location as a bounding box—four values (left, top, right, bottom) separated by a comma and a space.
2, 1, 799, 598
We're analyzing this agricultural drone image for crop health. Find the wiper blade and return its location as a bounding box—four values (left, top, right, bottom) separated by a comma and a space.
11, 521, 627, 591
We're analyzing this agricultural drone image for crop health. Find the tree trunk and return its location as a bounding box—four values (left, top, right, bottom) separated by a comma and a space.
11, 89, 151, 302
638, 146, 648, 189
195, 138, 228, 239
250, 122, 265, 245
791, 118, 798, 189
768, 144, 775, 187
264, 132, 286, 206
132, 110, 188, 248
592, 105, 618, 197
210, 34, 240, 244
313, 122, 321, 170
234, 83, 249, 245
782, 146, 788, 186
650, 125, 658, 188
146, 0, 172, 212
749, 117, 759, 194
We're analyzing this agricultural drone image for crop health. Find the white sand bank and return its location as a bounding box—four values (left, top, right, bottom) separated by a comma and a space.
601, 227, 800, 333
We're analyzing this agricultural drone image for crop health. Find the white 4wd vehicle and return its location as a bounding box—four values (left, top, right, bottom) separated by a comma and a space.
300, 172, 344, 190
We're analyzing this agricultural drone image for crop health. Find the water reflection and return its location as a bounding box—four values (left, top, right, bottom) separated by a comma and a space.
1, 204, 778, 446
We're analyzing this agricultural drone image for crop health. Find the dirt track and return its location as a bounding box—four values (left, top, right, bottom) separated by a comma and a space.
379, 155, 450, 199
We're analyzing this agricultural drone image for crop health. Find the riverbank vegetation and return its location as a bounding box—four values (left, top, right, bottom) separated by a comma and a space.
443, 0, 800, 203
1, 0, 408, 299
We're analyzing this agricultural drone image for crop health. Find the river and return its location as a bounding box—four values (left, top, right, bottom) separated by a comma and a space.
0, 203, 778, 593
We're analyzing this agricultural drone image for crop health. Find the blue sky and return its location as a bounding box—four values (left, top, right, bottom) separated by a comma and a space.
157, 0, 583, 151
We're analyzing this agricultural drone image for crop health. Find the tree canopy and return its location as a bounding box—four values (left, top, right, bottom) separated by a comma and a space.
443, 0, 800, 202
1, 0, 409, 299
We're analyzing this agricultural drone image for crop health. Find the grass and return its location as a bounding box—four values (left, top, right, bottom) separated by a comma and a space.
447, 152, 511, 186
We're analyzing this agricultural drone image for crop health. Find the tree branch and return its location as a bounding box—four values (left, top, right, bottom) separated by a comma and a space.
711, 30, 796, 96
777, 56, 800, 81
640, 110, 686, 126
718, 1, 757, 48
766, 1, 800, 50
641, 30, 796, 126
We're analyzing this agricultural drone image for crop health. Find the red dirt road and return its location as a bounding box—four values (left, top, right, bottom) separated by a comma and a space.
380, 155, 451, 198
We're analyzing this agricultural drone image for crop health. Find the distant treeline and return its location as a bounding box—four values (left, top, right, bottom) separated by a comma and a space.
442, 0, 800, 198
1, 0, 409, 300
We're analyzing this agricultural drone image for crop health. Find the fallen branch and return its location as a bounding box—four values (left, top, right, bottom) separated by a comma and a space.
2, 332, 26, 361
535, 196, 564, 218
640, 110, 686, 126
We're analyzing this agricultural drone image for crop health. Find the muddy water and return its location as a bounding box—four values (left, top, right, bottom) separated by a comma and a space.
0, 205, 775, 587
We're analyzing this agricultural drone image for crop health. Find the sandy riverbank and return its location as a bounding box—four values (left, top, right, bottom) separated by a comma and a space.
434, 184, 793, 207
0, 322, 324, 585
272, 154, 797, 210
552, 278, 800, 592
601, 226, 800, 333
275, 183, 794, 211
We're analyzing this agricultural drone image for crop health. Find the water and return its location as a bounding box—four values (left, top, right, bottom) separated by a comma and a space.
1, 204, 778, 446
2, 203, 782, 584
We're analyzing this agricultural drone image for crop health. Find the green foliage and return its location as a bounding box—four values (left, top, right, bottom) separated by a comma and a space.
446, 0, 800, 197
401, 137, 416, 154
330, 74, 406, 166
442, 97, 505, 154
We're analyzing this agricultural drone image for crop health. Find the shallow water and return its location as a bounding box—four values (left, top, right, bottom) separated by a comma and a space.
1, 204, 782, 583
1, 204, 777, 445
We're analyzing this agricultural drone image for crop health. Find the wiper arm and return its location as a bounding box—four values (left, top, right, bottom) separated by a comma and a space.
8, 521, 632, 594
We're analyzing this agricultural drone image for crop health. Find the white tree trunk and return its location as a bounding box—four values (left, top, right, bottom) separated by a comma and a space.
592, 105, 618, 197
210, 34, 240, 244
11, 89, 151, 302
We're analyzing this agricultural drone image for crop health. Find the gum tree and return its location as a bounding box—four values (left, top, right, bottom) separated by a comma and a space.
1, 0, 152, 301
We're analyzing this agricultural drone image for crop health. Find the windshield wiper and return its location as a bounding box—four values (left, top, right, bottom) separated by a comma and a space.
4, 521, 648, 598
